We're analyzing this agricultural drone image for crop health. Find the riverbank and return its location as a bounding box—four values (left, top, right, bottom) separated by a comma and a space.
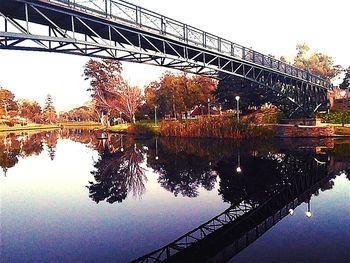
107, 121, 350, 139
60, 122, 103, 129
0, 124, 61, 133
0, 122, 102, 133
272, 124, 350, 138
1, 120, 349, 138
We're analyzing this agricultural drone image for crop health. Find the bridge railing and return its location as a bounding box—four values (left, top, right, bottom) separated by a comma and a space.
41, 0, 330, 88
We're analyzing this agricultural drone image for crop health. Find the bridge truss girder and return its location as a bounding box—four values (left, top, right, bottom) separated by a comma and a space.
0, 0, 329, 117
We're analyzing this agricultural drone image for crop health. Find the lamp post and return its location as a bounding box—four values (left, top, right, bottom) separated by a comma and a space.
236, 144, 242, 173
207, 98, 210, 116
155, 138, 159, 160
340, 90, 346, 127
154, 105, 157, 126
235, 96, 240, 122
305, 199, 312, 218
120, 135, 124, 152
119, 111, 122, 124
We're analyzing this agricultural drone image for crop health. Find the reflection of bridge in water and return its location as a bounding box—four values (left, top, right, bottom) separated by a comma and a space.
132, 154, 337, 263
0, 0, 330, 116
1, 131, 348, 262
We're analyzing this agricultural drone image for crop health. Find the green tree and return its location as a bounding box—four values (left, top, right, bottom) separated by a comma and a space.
214, 75, 277, 112
340, 67, 350, 90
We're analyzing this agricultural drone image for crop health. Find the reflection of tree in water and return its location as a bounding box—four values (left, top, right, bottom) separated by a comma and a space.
0, 139, 19, 175
217, 152, 333, 206
87, 141, 147, 204
19, 133, 44, 157
217, 155, 284, 205
43, 130, 59, 160
0, 132, 45, 175
147, 138, 217, 198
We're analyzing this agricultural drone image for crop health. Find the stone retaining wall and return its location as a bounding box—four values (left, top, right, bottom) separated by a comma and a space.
273, 125, 335, 137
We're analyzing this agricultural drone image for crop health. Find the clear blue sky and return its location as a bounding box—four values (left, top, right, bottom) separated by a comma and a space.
0, 0, 348, 111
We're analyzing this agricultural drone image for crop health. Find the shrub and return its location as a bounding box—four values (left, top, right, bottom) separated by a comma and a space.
317, 110, 350, 124
262, 112, 285, 124
128, 123, 159, 136
160, 116, 273, 139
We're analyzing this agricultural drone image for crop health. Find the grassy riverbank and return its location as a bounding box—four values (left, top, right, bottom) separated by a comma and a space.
108, 121, 160, 136
60, 121, 102, 129
0, 121, 102, 133
0, 124, 61, 133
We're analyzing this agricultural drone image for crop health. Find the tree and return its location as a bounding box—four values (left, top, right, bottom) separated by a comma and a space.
293, 43, 337, 80
0, 87, 18, 117
61, 104, 98, 122
340, 67, 350, 90
215, 74, 278, 112
118, 84, 142, 123
215, 44, 339, 113
17, 99, 42, 123
84, 59, 142, 125
87, 142, 146, 204
144, 72, 217, 118
42, 94, 57, 124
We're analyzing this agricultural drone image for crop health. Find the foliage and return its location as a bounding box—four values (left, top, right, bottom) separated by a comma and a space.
84, 59, 142, 125
142, 72, 217, 118
42, 94, 57, 124
340, 66, 350, 90
0, 87, 18, 117
128, 122, 159, 136
215, 43, 338, 115
17, 99, 42, 123
317, 110, 350, 124
60, 105, 97, 122
87, 142, 146, 204
160, 116, 274, 139
214, 75, 276, 112
262, 112, 285, 124
293, 43, 338, 80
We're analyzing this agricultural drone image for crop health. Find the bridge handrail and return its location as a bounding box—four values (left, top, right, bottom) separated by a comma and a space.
40, 0, 330, 88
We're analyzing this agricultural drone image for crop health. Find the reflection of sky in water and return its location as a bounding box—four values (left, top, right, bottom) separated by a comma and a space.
0, 133, 349, 263
1, 139, 229, 262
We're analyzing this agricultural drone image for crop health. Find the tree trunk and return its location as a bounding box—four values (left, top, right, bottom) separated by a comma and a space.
105, 114, 110, 127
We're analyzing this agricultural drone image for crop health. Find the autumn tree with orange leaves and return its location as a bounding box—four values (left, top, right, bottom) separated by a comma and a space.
0, 87, 18, 117
293, 43, 339, 80
143, 72, 217, 118
17, 99, 42, 123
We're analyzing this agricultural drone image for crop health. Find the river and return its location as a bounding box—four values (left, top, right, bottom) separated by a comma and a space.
0, 129, 349, 262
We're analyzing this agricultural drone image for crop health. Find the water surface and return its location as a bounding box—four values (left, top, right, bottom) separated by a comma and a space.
1, 130, 349, 262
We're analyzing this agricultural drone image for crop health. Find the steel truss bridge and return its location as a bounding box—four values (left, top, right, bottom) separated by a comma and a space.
131, 155, 331, 262
0, 0, 331, 117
